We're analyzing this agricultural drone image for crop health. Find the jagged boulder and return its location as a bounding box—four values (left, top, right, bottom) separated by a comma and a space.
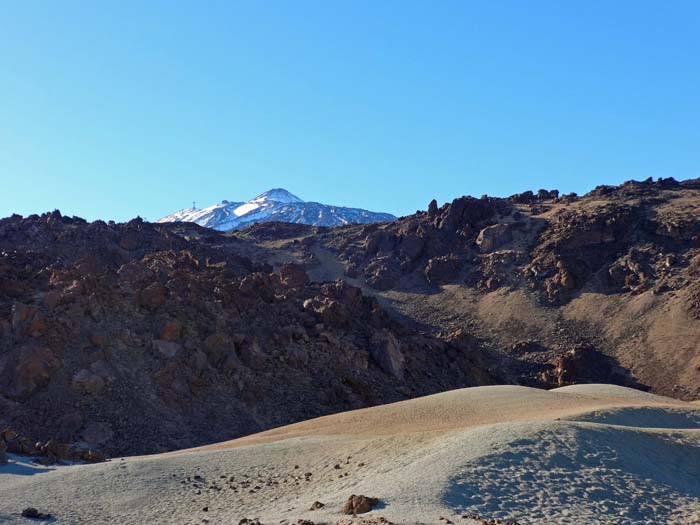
369, 330, 405, 379
71, 361, 115, 395
159, 321, 183, 341
423, 254, 461, 285
364, 230, 396, 255
476, 224, 512, 252
428, 199, 438, 217
11, 303, 47, 338
1, 345, 61, 398
542, 346, 624, 387
342, 495, 380, 515
280, 263, 309, 288
239, 272, 278, 302
138, 282, 167, 310
436, 196, 499, 232
364, 258, 400, 290
399, 233, 425, 261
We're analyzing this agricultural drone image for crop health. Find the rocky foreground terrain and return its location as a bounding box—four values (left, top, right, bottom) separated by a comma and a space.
1, 177, 700, 461
0, 212, 494, 459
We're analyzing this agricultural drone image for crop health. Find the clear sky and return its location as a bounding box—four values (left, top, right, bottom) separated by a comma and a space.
2, 1, 698, 221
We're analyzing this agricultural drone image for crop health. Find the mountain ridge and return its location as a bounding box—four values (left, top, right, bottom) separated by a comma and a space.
158, 188, 396, 231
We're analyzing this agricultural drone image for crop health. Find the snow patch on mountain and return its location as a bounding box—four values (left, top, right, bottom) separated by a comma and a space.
251, 188, 304, 204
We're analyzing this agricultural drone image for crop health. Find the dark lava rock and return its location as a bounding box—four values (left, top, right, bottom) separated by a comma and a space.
21, 507, 52, 520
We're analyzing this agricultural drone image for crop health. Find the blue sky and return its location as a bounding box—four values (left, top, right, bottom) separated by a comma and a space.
2, 0, 698, 221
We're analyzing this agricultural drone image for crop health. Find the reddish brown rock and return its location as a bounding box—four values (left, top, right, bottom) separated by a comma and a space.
364, 230, 396, 255
11, 303, 47, 338
4, 432, 36, 455
117, 261, 147, 284
42, 290, 63, 310
119, 230, 140, 251
342, 495, 380, 515
428, 198, 438, 217
160, 321, 183, 341
369, 330, 405, 380
72, 368, 106, 395
476, 223, 512, 252
423, 254, 461, 285
38, 439, 72, 461
239, 272, 277, 301
90, 334, 109, 348
203, 333, 238, 366
8, 345, 61, 397
1, 428, 18, 442
399, 233, 425, 261
542, 345, 624, 387
364, 259, 399, 290
138, 282, 167, 310
71, 360, 115, 394
280, 263, 309, 288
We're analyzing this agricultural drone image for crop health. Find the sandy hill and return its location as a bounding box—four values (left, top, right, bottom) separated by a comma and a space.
2, 384, 699, 524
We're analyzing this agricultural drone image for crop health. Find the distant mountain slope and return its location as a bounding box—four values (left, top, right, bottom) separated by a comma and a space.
158, 188, 396, 230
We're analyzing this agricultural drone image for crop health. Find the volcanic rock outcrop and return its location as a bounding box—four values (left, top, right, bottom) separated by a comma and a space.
0, 212, 495, 456
299, 177, 700, 400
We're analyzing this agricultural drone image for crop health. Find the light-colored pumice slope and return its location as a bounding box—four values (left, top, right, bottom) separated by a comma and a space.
1, 385, 700, 525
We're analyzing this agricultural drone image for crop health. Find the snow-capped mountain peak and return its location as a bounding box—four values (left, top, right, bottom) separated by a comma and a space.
158, 188, 395, 231
251, 188, 304, 204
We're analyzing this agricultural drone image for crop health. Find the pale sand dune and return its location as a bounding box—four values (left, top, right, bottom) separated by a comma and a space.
1, 385, 699, 525
185, 384, 689, 450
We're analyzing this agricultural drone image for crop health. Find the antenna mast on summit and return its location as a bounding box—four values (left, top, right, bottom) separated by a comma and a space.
192, 201, 196, 210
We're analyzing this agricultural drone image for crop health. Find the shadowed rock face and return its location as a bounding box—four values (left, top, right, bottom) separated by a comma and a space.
0, 212, 496, 456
